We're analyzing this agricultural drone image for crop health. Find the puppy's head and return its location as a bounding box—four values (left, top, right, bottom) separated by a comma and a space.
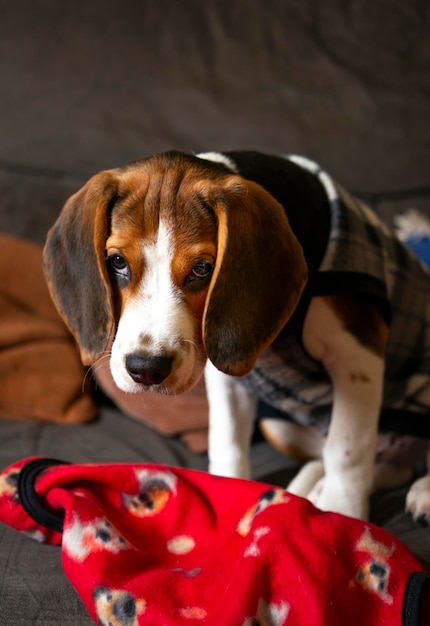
43, 151, 307, 395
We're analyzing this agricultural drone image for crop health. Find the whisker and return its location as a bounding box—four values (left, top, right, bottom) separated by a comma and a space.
81, 352, 112, 393
81, 368, 93, 393
181, 338, 198, 351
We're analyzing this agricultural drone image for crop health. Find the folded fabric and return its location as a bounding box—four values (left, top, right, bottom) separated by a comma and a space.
0, 233, 96, 423
0, 457, 428, 625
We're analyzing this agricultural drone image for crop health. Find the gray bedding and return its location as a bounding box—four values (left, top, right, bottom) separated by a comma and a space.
0, 1, 429, 623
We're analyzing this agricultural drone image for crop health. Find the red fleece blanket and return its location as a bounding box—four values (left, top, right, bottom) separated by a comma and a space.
0, 457, 428, 625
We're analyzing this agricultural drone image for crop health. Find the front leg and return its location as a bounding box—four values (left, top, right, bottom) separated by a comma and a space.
204, 361, 257, 479
302, 296, 388, 519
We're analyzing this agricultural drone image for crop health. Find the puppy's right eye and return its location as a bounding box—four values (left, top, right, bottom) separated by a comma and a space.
106, 254, 130, 285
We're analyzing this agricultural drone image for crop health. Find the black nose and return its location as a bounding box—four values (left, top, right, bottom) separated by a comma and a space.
125, 354, 173, 386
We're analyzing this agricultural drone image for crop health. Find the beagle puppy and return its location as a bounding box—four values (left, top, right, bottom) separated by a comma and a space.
42, 150, 430, 522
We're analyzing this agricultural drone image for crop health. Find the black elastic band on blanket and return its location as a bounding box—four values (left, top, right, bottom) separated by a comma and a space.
18, 458, 70, 533
402, 572, 430, 626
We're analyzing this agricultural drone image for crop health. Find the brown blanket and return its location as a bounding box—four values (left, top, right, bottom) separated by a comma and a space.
0, 233, 96, 423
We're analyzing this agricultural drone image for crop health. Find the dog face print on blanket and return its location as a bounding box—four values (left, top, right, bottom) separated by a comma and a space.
0, 457, 428, 625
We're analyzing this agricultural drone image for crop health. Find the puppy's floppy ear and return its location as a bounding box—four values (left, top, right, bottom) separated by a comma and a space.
202, 177, 308, 376
42, 171, 117, 365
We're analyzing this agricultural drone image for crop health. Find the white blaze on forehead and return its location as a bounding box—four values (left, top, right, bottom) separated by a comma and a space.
135, 220, 192, 344
141, 220, 178, 304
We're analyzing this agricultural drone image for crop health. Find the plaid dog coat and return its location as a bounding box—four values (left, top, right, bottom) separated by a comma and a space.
218, 152, 430, 433
0, 457, 429, 625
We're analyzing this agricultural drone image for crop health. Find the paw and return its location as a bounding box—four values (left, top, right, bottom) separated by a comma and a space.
287, 462, 369, 519
311, 478, 369, 520
406, 475, 430, 525
287, 460, 324, 498
307, 477, 324, 503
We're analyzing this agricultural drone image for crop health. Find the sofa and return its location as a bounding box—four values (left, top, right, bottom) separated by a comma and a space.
0, 1, 429, 623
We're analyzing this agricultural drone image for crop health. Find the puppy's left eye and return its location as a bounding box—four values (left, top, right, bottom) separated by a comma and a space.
185, 261, 214, 285
106, 254, 130, 285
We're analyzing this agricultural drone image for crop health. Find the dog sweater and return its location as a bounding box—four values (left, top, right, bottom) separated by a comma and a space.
220, 152, 430, 434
